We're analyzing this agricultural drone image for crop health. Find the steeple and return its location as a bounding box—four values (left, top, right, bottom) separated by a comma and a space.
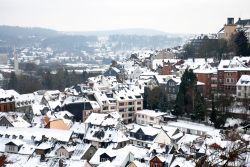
13, 46, 20, 75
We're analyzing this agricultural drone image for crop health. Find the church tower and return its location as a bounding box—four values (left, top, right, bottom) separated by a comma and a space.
13, 47, 20, 75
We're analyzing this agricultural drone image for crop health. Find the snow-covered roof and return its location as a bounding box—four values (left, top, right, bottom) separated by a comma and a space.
0, 113, 31, 128
85, 125, 128, 143
130, 124, 160, 136
170, 157, 195, 167
167, 120, 214, 133
71, 143, 92, 160
89, 148, 132, 166
236, 75, 250, 86
136, 110, 167, 118
0, 89, 17, 99
193, 63, 217, 74
179, 58, 214, 71
0, 127, 73, 142
152, 59, 179, 70
84, 112, 121, 127
218, 57, 250, 71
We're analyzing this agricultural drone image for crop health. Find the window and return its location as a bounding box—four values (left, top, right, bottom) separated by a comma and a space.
9, 146, 15, 151
59, 151, 65, 157
119, 103, 125, 106
4, 104, 7, 112
139, 135, 143, 140
138, 114, 140, 118
100, 158, 107, 162
226, 78, 234, 84
150, 117, 154, 121
238, 86, 241, 90
128, 107, 134, 111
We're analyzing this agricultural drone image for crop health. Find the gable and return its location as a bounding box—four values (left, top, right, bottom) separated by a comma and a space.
136, 128, 145, 135
0, 116, 13, 127
100, 153, 111, 159
5, 141, 17, 146
154, 130, 171, 145
150, 156, 163, 163
57, 146, 68, 153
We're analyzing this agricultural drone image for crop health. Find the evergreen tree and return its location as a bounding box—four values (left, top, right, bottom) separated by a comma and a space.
173, 91, 185, 117
8, 71, 18, 90
210, 99, 217, 124
147, 87, 162, 110
143, 87, 149, 109
158, 90, 168, 112
234, 30, 249, 56
174, 68, 197, 117
82, 71, 88, 83
193, 91, 205, 122
42, 71, 53, 89
63, 69, 70, 87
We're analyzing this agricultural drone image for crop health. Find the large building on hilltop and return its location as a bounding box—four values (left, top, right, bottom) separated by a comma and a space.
218, 17, 250, 42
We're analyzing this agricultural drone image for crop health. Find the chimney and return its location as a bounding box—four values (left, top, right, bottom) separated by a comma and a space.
227, 18, 234, 25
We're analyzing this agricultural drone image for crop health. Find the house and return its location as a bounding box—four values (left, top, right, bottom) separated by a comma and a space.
129, 124, 160, 148
104, 67, 120, 77
71, 143, 97, 161
193, 63, 217, 97
167, 120, 214, 136
176, 134, 201, 155
189, 34, 217, 57
41, 90, 63, 111
164, 76, 205, 101
92, 91, 117, 113
153, 129, 172, 146
62, 96, 100, 122
150, 154, 174, 167
14, 93, 35, 117
45, 119, 71, 130
84, 112, 129, 149
127, 160, 147, 167
55, 145, 75, 159
135, 110, 167, 125
166, 78, 181, 101
0, 113, 31, 128
35, 142, 53, 155
0, 89, 15, 112
217, 57, 250, 95
123, 145, 149, 163
218, 17, 250, 42
5, 140, 23, 153
89, 148, 134, 167
113, 86, 143, 124
236, 75, 250, 99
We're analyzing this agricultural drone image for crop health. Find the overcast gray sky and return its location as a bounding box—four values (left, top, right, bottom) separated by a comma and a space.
0, 0, 249, 34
